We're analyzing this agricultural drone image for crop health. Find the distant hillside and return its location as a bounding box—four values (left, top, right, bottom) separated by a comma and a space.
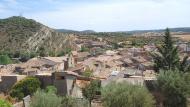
57, 29, 96, 33
126, 27, 190, 34
0, 16, 76, 53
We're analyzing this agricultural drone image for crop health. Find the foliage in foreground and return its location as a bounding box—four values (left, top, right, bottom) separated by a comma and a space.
102, 82, 155, 107
10, 77, 41, 100
156, 70, 190, 107
30, 87, 89, 107
0, 99, 12, 107
82, 79, 101, 107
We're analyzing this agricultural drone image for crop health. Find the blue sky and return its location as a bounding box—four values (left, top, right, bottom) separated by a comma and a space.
0, 0, 190, 32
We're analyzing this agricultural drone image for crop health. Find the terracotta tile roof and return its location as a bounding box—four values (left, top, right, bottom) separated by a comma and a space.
71, 51, 78, 56
19, 58, 48, 68
122, 58, 133, 64
131, 56, 147, 63
77, 52, 90, 58
75, 80, 90, 88
67, 64, 84, 72
43, 57, 68, 63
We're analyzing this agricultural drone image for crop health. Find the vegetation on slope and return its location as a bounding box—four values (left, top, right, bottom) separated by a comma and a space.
0, 16, 76, 56
0, 16, 41, 52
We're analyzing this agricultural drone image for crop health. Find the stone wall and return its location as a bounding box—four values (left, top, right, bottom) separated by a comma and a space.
0, 75, 26, 93
35, 75, 52, 89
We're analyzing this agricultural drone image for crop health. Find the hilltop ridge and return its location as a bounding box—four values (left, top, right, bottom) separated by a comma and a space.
0, 16, 76, 54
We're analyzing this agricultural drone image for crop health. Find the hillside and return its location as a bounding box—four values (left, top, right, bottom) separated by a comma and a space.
126, 27, 190, 34
0, 16, 76, 54
57, 29, 96, 34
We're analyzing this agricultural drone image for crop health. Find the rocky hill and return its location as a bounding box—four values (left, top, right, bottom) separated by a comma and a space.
0, 16, 77, 54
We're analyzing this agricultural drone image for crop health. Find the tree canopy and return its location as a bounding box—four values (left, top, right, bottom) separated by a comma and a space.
0, 99, 12, 107
82, 79, 101, 107
30, 86, 88, 107
102, 82, 155, 107
152, 28, 190, 72
0, 55, 12, 65
10, 77, 41, 100
156, 70, 190, 107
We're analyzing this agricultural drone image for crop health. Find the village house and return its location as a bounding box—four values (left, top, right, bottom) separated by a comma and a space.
177, 42, 190, 53
36, 71, 92, 98
82, 53, 125, 78
143, 44, 157, 52
72, 51, 91, 62
0, 71, 92, 98
102, 68, 156, 87
14, 54, 76, 76
127, 47, 146, 57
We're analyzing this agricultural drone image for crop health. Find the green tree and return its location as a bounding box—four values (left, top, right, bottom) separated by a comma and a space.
82, 69, 93, 77
82, 80, 101, 107
38, 47, 48, 57
45, 85, 57, 94
30, 89, 62, 107
61, 96, 88, 107
102, 82, 155, 107
156, 70, 190, 107
30, 87, 89, 107
152, 28, 190, 72
19, 52, 31, 62
0, 99, 12, 107
0, 55, 12, 65
10, 77, 41, 100
81, 46, 89, 52
57, 51, 65, 57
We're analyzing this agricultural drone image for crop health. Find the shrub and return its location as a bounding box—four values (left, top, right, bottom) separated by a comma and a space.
102, 82, 155, 107
10, 77, 41, 100
30, 89, 62, 107
45, 86, 57, 94
0, 55, 12, 65
82, 80, 101, 107
82, 69, 93, 77
30, 87, 89, 107
156, 70, 190, 107
0, 99, 12, 107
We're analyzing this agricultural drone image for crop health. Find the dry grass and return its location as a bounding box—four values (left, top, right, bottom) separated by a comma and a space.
173, 34, 190, 41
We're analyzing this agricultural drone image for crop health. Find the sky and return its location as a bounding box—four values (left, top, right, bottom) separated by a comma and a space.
0, 0, 190, 32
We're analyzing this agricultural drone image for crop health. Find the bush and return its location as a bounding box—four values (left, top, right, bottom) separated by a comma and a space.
82, 69, 93, 77
156, 70, 190, 107
102, 82, 155, 107
45, 86, 57, 94
0, 55, 12, 65
10, 77, 41, 100
30, 87, 89, 107
0, 99, 12, 107
30, 89, 62, 107
82, 80, 101, 107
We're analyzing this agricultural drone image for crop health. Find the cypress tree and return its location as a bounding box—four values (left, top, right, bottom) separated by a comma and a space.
152, 28, 180, 72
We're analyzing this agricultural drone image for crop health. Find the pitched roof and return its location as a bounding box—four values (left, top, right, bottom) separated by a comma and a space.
43, 57, 68, 63
122, 58, 133, 64
77, 52, 90, 58
19, 58, 48, 68
71, 51, 78, 56
67, 64, 84, 72
75, 80, 90, 88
